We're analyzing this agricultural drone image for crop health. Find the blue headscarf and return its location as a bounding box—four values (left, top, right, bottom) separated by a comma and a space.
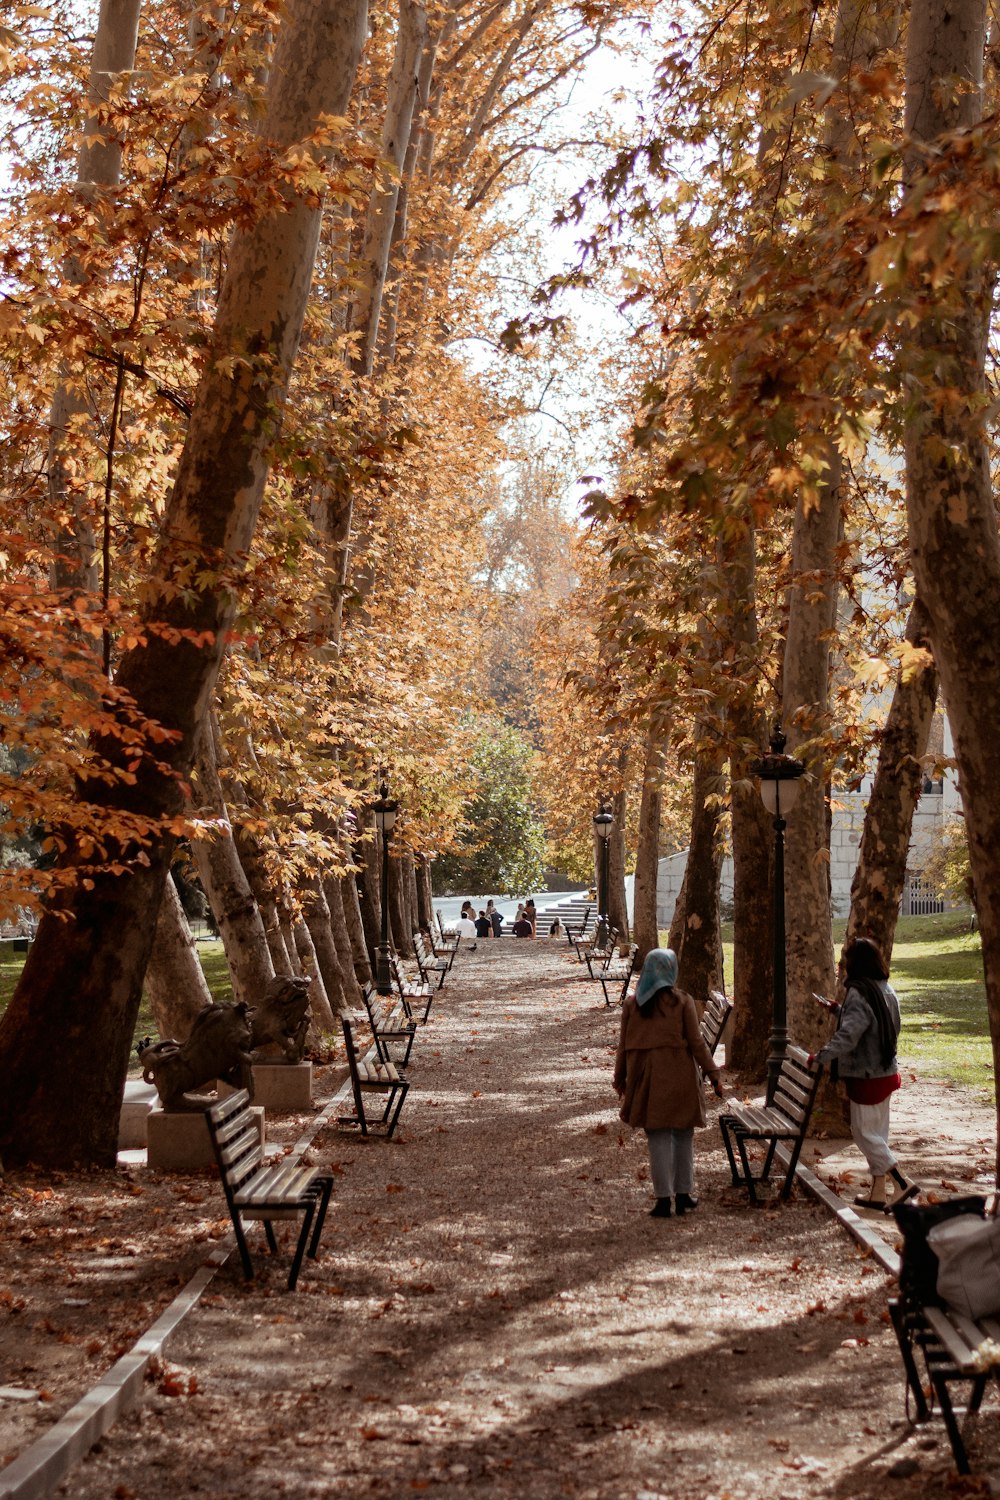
634, 947, 678, 1011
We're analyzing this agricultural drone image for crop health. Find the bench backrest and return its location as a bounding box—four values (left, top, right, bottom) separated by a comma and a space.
700, 990, 734, 1057
206, 1089, 263, 1199
569, 905, 592, 936
772, 1045, 823, 1128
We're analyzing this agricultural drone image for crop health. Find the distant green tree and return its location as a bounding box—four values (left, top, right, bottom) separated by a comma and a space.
434, 721, 546, 896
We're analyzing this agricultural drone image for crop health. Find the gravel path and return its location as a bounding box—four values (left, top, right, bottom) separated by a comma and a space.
13, 941, 997, 1497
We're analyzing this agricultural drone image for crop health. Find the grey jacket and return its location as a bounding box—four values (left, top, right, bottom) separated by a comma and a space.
816, 980, 900, 1079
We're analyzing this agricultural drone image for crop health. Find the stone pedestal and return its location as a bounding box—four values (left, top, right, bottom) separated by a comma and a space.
146, 1103, 265, 1172
216, 1062, 313, 1112
118, 1081, 159, 1150
251, 1061, 312, 1111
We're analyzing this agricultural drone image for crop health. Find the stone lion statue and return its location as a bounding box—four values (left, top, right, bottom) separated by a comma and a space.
137, 1001, 253, 1111
249, 974, 312, 1063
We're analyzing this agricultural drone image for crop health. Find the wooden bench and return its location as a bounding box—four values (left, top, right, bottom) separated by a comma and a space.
564, 905, 592, 946
576, 925, 620, 975
413, 930, 449, 990
389, 953, 434, 1023
598, 943, 638, 1007
205, 1089, 333, 1291
426, 920, 459, 968
718, 1046, 823, 1203
889, 1296, 1000, 1473
889, 1197, 1000, 1473
361, 986, 417, 1068
337, 1015, 410, 1139
700, 989, 734, 1062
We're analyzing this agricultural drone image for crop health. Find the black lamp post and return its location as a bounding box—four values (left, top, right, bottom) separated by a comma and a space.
372, 780, 399, 997
593, 804, 614, 947
751, 725, 805, 1106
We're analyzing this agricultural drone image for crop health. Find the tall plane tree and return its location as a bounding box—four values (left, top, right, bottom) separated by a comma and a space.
0, 0, 370, 1168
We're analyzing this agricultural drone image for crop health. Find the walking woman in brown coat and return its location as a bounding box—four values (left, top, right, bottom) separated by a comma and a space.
613, 948, 723, 1218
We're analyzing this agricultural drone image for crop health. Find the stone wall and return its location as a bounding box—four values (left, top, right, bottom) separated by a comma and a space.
656, 778, 957, 930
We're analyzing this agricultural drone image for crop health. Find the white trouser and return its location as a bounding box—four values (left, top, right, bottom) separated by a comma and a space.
849, 1098, 897, 1176
646, 1128, 694, 1197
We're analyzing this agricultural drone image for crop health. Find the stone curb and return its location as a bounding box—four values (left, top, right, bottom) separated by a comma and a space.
0, 1080, 352, 1500
777, 1144, 901, 1276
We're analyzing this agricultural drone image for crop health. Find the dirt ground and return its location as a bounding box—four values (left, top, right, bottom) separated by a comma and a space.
2, 940, 999, 1499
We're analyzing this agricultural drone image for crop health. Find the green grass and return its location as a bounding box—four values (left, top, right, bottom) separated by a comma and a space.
711, 910, 994, 1099
888, 912, 994, 1097
1, 938, 235, 1073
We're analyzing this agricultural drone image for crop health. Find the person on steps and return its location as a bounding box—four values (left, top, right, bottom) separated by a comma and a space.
811, 935, 918, 1213
613, 947, 723, 1219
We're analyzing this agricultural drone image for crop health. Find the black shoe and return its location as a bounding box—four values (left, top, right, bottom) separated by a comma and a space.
674, 1193, 699, 1214
649, 1198, 672, 1217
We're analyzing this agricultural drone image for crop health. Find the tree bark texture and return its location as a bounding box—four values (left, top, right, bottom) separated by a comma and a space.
291, 915, 334, 1031
335, 870, 372, 987
191, 717, 275, 1005
388, 851, 413, 957
903, 0, 1000, 1177
721, 521, 776, 1075
323, 868, 363, 1005
0, 0, 369, 1167
668, 736, 725, 1000
355, 827, 383, 968
49, 0, 143, 596
782, 451, 841, 1056
632, 721, 664, 962
845, 598, 938, 960
416, 854, 434, 931
302, 875, 349, 1014
143, 873, 213, 1042
608, 786, 629, 944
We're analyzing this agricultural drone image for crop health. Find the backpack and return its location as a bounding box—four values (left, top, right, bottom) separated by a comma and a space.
892, 1195, 988, 1307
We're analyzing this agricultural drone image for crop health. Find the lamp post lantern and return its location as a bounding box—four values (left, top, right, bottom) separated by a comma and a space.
750, 724, 805, 1105
371, 780, 399, 996
593, 804, 614, 948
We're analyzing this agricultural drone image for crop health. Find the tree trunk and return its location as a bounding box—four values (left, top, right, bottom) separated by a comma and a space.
607, 785, 629, 943
782, 451, 841, 1056
49, 0, 143, 597
302, 875, 348, 1013
903, 0, 1000, 1178
633, 720, 664, 962
190, 715, 275, 1005
324, 868, 363, 1005
292, 915, 335, 1030
669, 736, 725, 1000
845, 597, 938, 960
355, 827, 382, 967
719, 517, 776, 1075
238, 831, 295, 974
0, 0, 371, 1166
336, 869, 372, 987
388, 851, 411, 956
416, 853, 434, 931
143, 873, 213, 1042
406, 853, 421, 935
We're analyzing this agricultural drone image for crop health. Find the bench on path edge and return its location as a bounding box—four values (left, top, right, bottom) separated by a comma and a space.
426, 920, 459, 968
718, 1046, 823, 1204
889, 1196, 1000, 1474
413, 930, 449, 990
564, 904, 592, 947
575, 925, 620, 975
206, 1089, 333, 1290
389, 952, 434, 1023
701, 989, 734, 1063
598, 943, 638, 1007
361, 985, 417, 1068
337, 1014, 410, 1139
